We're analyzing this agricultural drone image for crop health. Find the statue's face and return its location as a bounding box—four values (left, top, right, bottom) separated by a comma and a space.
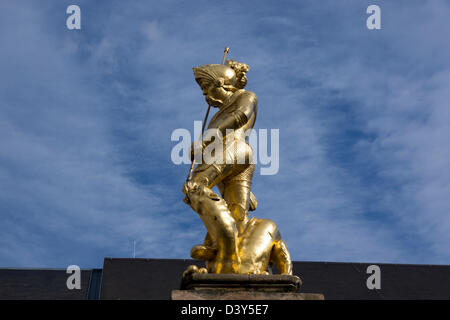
201, 82, 231, 108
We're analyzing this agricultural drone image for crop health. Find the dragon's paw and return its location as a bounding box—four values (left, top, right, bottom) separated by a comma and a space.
182, 265, 208, 278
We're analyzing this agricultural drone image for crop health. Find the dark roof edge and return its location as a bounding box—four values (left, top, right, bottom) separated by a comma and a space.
2, 258, 450, 270
0, 267, 101, 271
103, 257, 450, 268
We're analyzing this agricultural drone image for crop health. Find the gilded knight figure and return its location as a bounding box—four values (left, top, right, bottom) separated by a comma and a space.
182, 53, 292, 276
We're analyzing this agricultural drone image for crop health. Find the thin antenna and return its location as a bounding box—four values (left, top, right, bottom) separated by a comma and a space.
133, 240, 136, 258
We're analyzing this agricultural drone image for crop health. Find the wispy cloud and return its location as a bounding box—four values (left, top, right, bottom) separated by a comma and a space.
1, 0, 449, 268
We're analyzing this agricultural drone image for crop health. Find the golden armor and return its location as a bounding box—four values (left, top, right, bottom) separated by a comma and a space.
182, 52, 292, 276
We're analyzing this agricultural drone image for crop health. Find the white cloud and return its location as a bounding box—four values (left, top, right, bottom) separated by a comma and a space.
1, 0, 450, 268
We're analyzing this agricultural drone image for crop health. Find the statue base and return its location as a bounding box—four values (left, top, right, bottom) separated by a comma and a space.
171, 273, 324, 300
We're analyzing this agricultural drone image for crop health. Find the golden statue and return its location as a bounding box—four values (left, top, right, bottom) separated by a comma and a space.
182, 48, 292, 276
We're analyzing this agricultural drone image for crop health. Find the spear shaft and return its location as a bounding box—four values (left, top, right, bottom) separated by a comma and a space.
186, 47, 229, 182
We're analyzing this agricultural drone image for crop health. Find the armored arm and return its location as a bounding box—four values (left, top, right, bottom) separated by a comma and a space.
205, 91, 257, 144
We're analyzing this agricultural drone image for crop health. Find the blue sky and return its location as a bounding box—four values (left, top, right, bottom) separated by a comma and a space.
1, 0, 450, 268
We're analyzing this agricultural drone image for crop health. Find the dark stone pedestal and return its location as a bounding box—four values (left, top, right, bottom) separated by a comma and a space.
171, 273, 324, 300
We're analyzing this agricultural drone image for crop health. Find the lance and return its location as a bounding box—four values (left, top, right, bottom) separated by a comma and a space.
186, 47, 230, 182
